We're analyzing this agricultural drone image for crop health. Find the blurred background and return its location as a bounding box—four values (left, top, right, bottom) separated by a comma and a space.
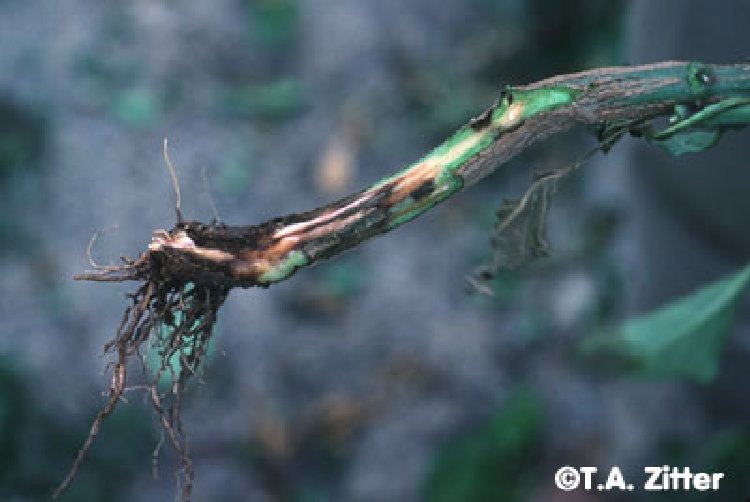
1, 0, 749, 500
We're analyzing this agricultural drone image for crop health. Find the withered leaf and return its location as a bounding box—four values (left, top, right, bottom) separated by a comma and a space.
469, 162, 579, 293
491, 184, 552, 270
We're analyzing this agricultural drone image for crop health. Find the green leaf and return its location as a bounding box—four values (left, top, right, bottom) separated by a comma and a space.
601, 263, 750, 383
645, 97, 750, 156
703, 102, 750, 128
649, 129, 722, 156
423, 389, 542, 502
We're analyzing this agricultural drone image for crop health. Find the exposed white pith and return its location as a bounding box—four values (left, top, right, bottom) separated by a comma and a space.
273, 196, 369, 238
499, 102, 524, 129
149, 230, 234, 261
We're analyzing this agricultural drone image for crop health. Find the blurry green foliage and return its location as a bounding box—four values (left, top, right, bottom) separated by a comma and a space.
73, 51, 167, 129
584, 263, 750, 383
400, 66, 490, 138
294, 485, 330, 502
423, 389, 543, 502
479, 0, 626, 82
0, 99, 45, 184
658, 428, 750, 501
318, 260, 363, 298
291, 433, 348, 502
246, 0, 300, 48
216, 145, 255, 196
0, 359, 26, 472
699, 429, 750, 498
110, 88, 162, 129
224, 78, 305, 120
282, 257, 365, 320
0, 356, 153, 501
0, 98, 45, 253
73, 53, 138, 102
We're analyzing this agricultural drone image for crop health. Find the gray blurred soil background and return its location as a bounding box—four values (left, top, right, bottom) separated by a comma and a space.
1, 1, 749, 501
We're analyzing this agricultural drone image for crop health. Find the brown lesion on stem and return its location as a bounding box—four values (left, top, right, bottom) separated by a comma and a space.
72, 63, 750, 290
74, 170, 407, 289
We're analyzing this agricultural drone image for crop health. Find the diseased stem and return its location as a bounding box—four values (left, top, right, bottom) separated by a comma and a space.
60, 60, 750, 501
77, 61, 750, 289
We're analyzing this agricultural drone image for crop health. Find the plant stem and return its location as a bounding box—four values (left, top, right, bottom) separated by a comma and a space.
78, 61, 750, 288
